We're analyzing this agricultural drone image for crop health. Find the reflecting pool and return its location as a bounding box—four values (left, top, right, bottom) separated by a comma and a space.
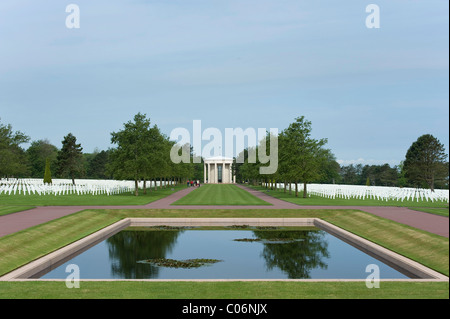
40, 228, 410, 279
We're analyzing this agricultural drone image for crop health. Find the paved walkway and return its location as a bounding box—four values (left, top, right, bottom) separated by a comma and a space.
0, 185, 448, 238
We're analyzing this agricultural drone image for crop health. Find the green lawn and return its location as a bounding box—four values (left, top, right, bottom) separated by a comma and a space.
0, 208, 448, 299
0, 184, 185, 207
172, 184, 272, 206
1, 281, 447, 299
250, 185, 449, 209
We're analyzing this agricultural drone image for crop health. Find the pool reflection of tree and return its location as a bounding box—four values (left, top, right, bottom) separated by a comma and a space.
106, 230, 182, 279
252, 230, 329, 279
106, 229, 329, 279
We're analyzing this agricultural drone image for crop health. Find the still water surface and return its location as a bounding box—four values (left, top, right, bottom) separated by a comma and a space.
41, 228, 410, 279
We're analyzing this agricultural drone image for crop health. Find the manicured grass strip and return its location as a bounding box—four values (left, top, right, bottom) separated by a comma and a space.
172, 184, 272, 206
409, 207, 449, 217
0, 184, 185, 206
323, 211, 449, 275
249, 185, 449, 208
0, 206, 35, 216
0, 281, 448, 299
0, 210, 121, 276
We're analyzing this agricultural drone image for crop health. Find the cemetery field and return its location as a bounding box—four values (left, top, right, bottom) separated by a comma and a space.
0, 208, 448, 298
250, 186, 449, 210
172, 184, 272, 206
0, 184, 186, 207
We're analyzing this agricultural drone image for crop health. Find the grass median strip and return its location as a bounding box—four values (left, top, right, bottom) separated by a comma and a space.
0, 281, 448, 299
0, 210, 121, 276
172, 184, 272, 206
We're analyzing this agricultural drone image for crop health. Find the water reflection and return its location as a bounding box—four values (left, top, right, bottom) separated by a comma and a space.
105, 229, 329, 279
40, 228, 410, 279
252, 230, 329, 279
106, 229, 182, 278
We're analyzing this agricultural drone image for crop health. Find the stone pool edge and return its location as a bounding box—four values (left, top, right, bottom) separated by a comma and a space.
0, 218, 448, 282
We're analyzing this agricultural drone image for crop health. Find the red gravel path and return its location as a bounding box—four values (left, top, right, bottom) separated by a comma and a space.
0, 185, 448, 238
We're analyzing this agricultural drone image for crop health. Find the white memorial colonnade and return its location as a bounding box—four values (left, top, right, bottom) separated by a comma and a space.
204, 157, 235, 184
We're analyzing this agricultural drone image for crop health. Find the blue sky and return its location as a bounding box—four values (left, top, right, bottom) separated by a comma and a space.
0, 0, 448, 167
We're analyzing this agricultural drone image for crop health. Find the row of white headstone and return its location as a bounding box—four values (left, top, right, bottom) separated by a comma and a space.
2, 178, 448, 203
268, 183, 449, 203
0, 178, 140, 196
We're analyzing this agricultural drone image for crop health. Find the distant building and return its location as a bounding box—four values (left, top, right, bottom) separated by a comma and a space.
204, 157, 235, 184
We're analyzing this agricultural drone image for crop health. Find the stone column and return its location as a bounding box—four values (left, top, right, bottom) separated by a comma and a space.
214, 162, 218, 184
207, 163, 211, 183
223, 163, 226, 183
204, 163, 207, 183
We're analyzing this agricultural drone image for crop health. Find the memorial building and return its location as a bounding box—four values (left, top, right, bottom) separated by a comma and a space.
203, 157, 235, 184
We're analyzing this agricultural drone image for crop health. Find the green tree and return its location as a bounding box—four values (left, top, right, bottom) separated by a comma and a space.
377, 163, 398, 186
109, 113, 156, 196
279, 116, 328, 197
397, 161, 408, 187
315, 148, 340, 184
340, 164, 363, 185
56, 133, 84, 185
403, 134, 448, 191
87, 149, 111, 179
238, 146, 260, 185
140, 124, 171, 192
0, 119, 30, 178
26, 139, 58, 178
43, 157, 52, 184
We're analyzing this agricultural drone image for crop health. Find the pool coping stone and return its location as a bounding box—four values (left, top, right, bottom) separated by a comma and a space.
1, 218, 448, 282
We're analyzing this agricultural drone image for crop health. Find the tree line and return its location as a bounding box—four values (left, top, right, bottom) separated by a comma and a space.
0, 115, 203, 194
234, 116, 341, 197
234, 117, 449, 194
337, 135, 448, 190
1, 115, 448, 195
0, 123, 112, 183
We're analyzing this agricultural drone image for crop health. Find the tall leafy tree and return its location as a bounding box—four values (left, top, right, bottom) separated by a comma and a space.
279, 116, 328, 197
109, 113, 155, 196
26, 139, 58, 178
0, 119, 30, 177
141, 124, 169, 192
56, 133, 84, 185
315, 148, 341, 184
237, 146, 260, 185
403, 134, 448, 191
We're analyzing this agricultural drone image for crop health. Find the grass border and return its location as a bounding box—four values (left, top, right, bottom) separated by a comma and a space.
0, 207, 448, 299
172, 184, 272, 206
